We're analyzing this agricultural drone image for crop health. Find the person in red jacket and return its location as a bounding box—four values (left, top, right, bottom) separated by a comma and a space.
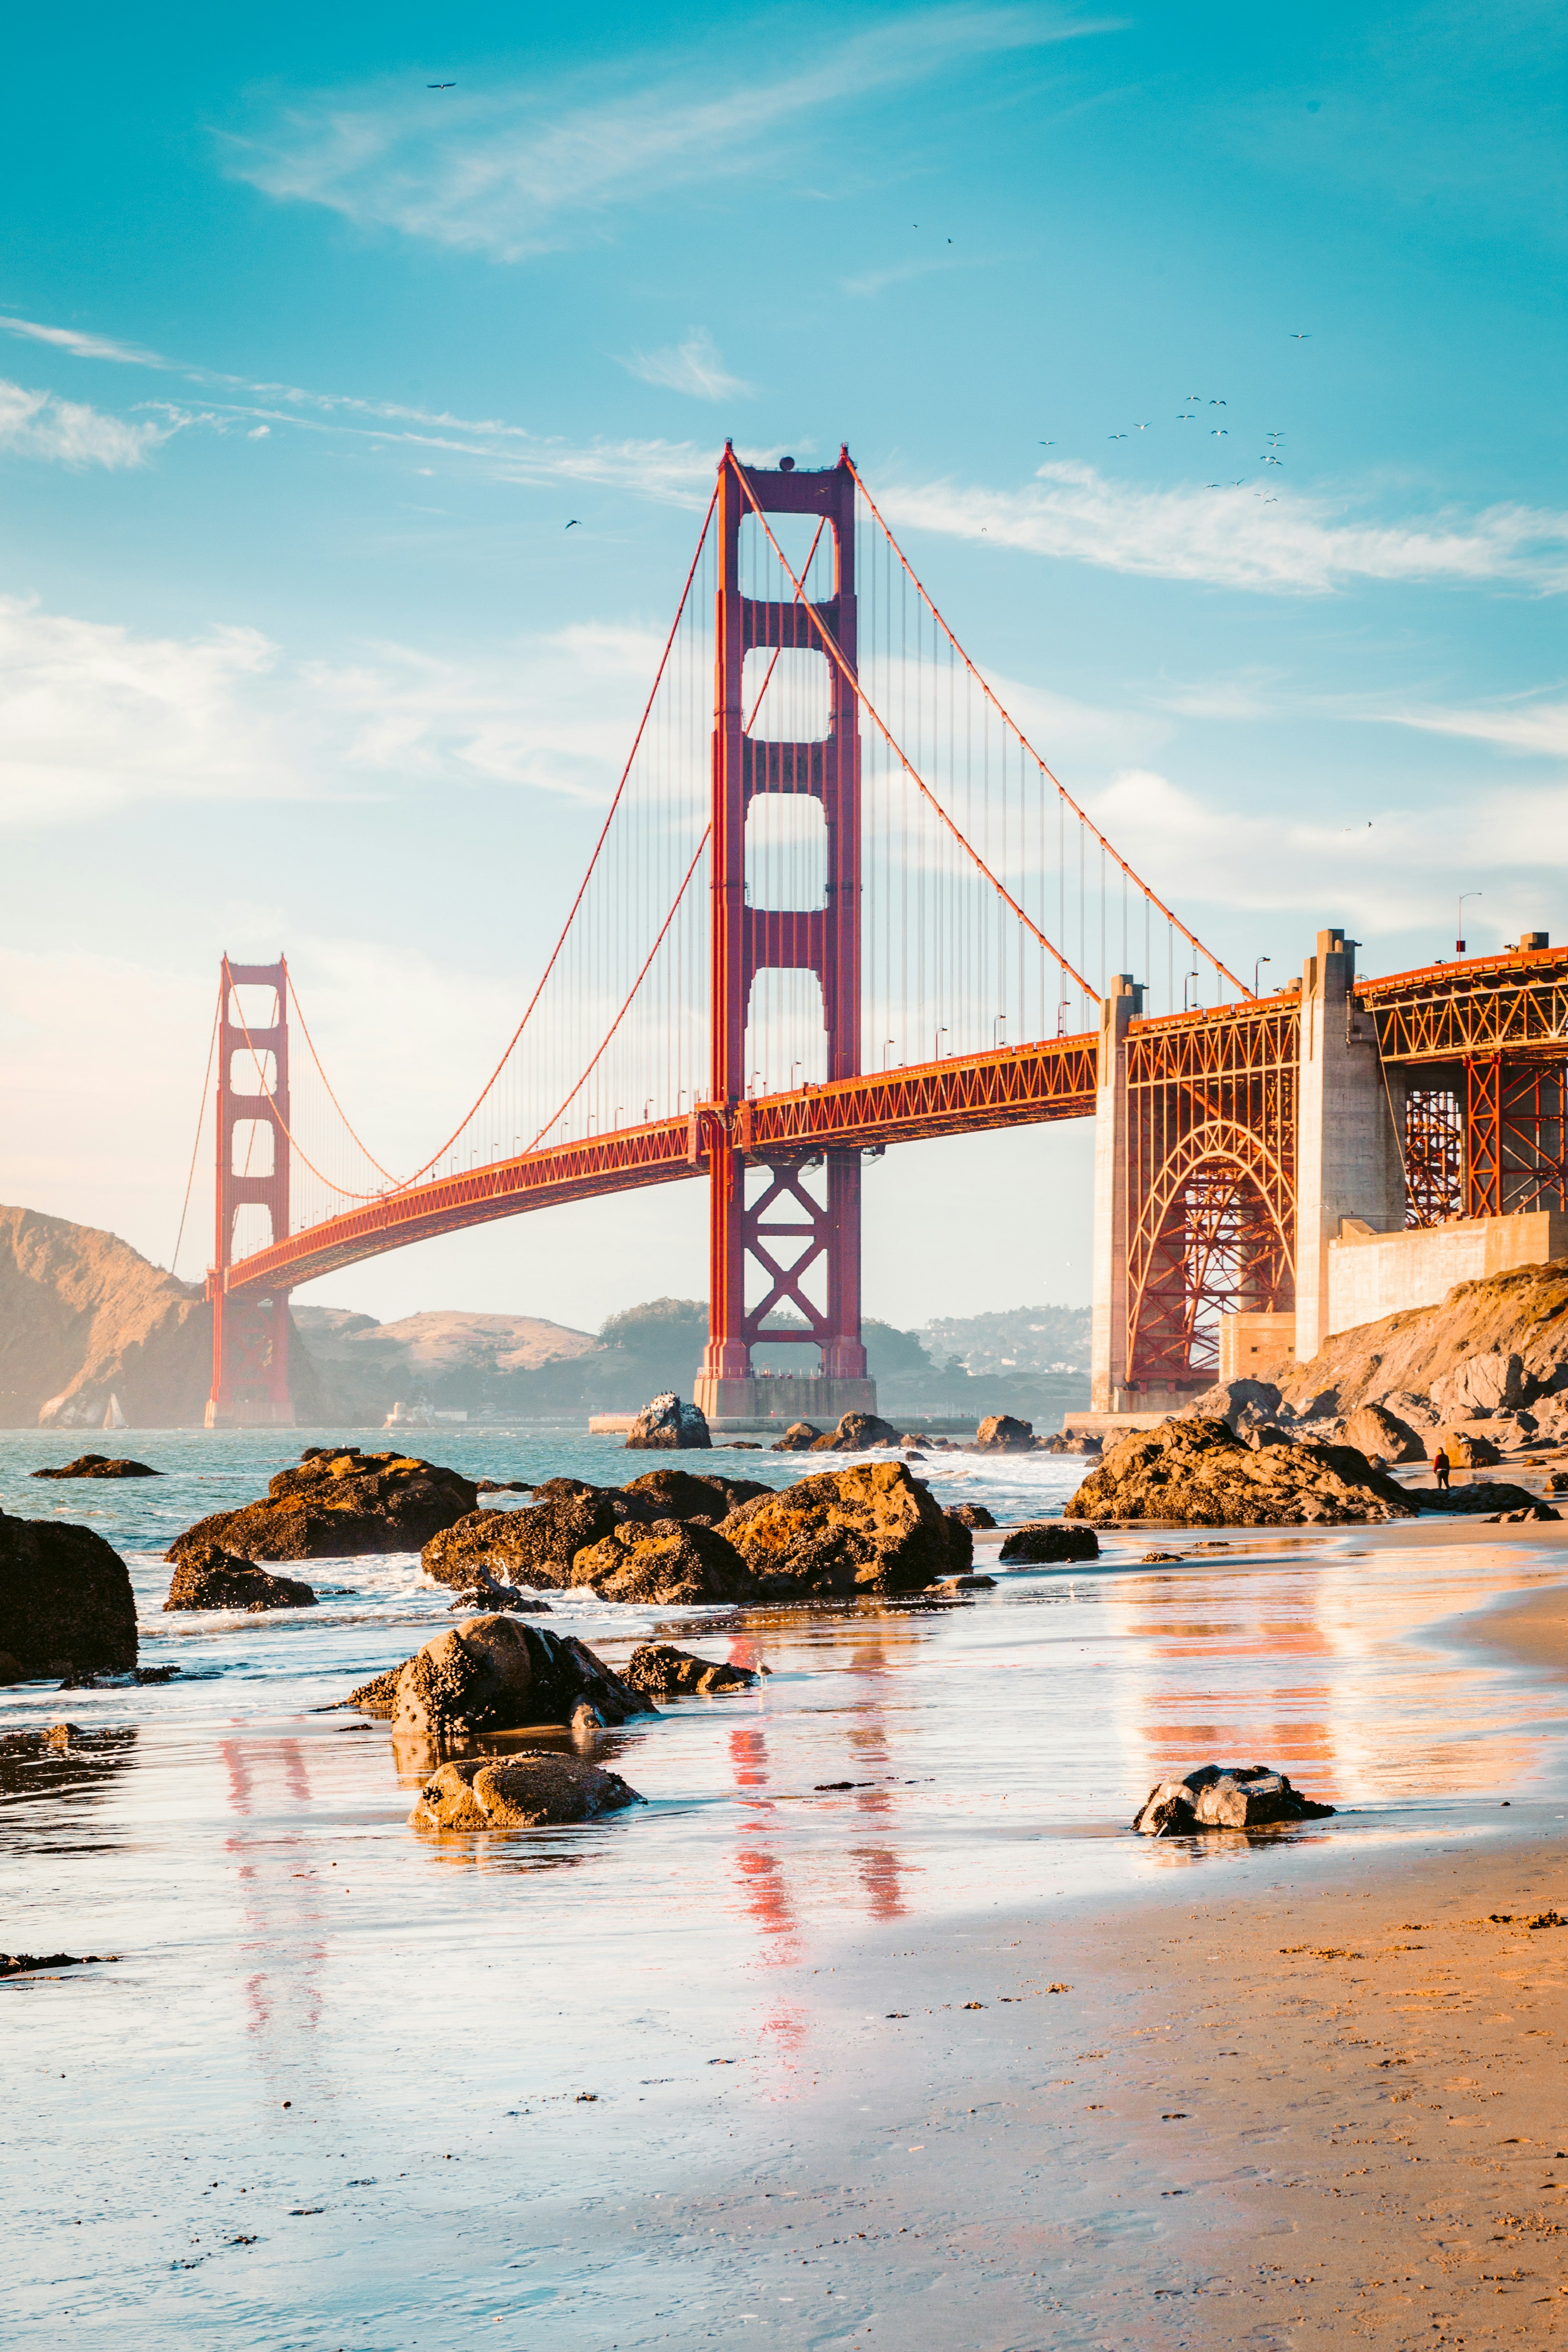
1432, 1445, 1451, 1492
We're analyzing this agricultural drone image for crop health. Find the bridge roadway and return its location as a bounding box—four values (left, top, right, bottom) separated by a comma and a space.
219, 939, 1568, 1302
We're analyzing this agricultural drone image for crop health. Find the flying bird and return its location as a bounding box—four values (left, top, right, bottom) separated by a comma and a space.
426, 81, 456, 88
1038, 439, 1056, 446
565, 519, 582, 531
1209, 398, 1227, 406
1291, 332, 1311, 339
1210, 427, 1228, 435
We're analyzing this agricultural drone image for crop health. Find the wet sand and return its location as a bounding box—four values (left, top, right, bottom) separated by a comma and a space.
10, 1430, 1568, 2348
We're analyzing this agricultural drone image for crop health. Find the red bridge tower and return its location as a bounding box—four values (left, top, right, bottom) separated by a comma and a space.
694, 446, 875, 1427
205, 956, 295, 1427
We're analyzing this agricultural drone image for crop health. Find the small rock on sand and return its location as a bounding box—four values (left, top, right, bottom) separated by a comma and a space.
624, 1642, 757, 1698
997, 1523, 1100, 1564
409, 1753, 643, 1829
1133, 1763, 1335, 1835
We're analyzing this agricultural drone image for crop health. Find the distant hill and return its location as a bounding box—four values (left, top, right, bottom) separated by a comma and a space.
291, 1306, 601, 1422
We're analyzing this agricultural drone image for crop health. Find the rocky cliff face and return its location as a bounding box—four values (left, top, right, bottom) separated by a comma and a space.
0, 1204, 324, 1429
1281, 1259, 1568, 1423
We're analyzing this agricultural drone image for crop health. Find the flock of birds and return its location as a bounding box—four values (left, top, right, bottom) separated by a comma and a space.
1040, 348, 1311, 499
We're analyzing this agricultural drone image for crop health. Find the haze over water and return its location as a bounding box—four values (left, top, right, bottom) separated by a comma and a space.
7, 1429, 1568, 2346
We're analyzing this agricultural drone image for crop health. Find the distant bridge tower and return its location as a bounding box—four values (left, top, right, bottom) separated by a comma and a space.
695, 446, 876, 1427
205, 955, 295, 1427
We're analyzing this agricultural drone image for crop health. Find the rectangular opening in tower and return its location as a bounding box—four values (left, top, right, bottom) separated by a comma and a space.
229, 1048, 276, 1096
745, 793, 828, 908
229, 1202, 275, 1259
745, 968, 828, 1097
227, 983, 281, 1029
742, 646, 832, 742
230, 1118, 275, 1177
737, 513, 835, 600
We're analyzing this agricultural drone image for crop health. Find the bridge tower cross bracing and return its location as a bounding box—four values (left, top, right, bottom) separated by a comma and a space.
695, 445, 875, 1427
205, 956, 296, 1427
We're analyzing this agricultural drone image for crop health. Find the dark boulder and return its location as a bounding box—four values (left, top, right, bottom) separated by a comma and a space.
1133, 1763, 1335, 1835
1418, 1480, 1558, 1517
422, 1489, 651, 1592
169, 1447, 479, 1564
973, 1414, 1035, 1454
946, 1502, 997, 1529
998, 1522, 1100, 1564
622, 1467, 772, 1520
715, 1460, 970, 1598
625, 1392, 712, 1450
447, 1577, 551, 1614
770, 1422, 824, 1453
410, 1752, 642, 1830
163, 1546, 316, 1612
1065, 1417, 1415, 1526
0, 1509, 137, 1677
808, 1411, 901, 1452
474, 1478, 532, 1494
31, 1455, 160, 1480
1339, 1403, 1426, 1464
624, 1641, 757, 1698
384, 1613, 656, 1745
568, 1518, 756, 1606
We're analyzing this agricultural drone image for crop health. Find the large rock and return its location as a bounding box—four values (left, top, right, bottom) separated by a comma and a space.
808, 1411, 900, 1452
715, 1461, 970, 1598
1432, 1350, 1525, 1420
1064, 1417, 1416, 1526
947, 1502, 997, 1529
31, 1455, 160, 1480
1133, 1763, 1335, 1835
423, 1488, 648, 1591
972, 1414, 1035, 1454
170, 1447, 479, 1564
410, 1752, 642, 1830
0, 1509, 138, 1676
770, 1422, 823, 1453
625, 1392, 712, 1450
386, 1614, 656, 1743
622, 1467, 772, 1520
1184, 1378, 1283, 1431
1418, 1479, 1557, 1517
997, 1522, 1100, 1564
163, 1546, 316, 1612
1339, 1402, 1426, 1464
624, 1642, 757, 1698
1433, 1427, 1501, 1468
569, 1518, 755, 1605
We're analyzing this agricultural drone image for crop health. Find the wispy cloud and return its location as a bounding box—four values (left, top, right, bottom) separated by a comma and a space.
0, 593, 684, 827
222, 10, 1113, 261
0, 377, 166, 469
882, 459, 1568, 595
618, 328, 751, 402
1385, 697, 1568, 758
0, 314, 172, 368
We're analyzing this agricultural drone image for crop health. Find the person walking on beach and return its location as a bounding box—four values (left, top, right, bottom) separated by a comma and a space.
1432, 1445, 1451, 1492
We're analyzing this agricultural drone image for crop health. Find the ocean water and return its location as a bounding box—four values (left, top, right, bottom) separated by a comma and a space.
5, 1426, 1568, 2347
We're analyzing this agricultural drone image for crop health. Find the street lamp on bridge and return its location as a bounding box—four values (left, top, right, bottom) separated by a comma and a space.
1457, 891, 1481, 955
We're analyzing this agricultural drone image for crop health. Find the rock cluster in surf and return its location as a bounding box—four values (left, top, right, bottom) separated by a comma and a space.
169, 1447, 479, 1563
1065, 1417, 1414, 1526
30, 1454, 161, 1480
163, 1546, 318, 1612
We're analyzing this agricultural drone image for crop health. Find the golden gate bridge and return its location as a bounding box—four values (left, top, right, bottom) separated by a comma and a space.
192, 446, 1568, 1427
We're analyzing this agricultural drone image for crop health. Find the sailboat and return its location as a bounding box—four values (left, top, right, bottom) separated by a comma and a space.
102, 1394, 127, 1431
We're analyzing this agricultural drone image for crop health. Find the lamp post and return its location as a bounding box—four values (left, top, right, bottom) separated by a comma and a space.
1457, 892, 1481, 955
1254, 955, 1271, 997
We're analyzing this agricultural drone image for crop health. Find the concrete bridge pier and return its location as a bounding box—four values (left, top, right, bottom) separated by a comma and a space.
1293, 926, 1406, 1364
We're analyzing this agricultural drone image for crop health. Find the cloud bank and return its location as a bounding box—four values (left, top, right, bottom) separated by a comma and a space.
0, 378, 165, 468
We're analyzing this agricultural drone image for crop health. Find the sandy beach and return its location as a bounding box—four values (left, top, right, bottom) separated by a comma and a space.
9, 1431, 1568, 2348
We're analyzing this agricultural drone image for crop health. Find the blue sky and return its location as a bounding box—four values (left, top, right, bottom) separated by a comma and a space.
1, 0, 1564, 1331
